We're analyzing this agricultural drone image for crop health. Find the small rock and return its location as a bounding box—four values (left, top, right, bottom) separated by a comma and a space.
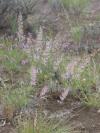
97, 109, 100, 113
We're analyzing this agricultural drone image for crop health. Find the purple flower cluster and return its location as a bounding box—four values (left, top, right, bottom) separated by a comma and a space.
21, 59, 29, 65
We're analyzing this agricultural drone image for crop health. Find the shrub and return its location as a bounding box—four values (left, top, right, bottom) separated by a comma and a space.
71, 64, 97, 92
49, 0, 90, 14
60, 0, 89, 13
71, 26, 83, 44
1, 86, 33, 109
0, 48, 28, 72
9, 16, 17, 34
83, 93, 100, 108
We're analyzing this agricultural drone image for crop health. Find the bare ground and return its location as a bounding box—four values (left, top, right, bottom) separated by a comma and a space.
41, 95, 100, 133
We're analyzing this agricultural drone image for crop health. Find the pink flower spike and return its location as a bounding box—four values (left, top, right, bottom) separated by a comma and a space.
59, 88, 71, 101
39, 85, 49, 98
31, 67, 37, 86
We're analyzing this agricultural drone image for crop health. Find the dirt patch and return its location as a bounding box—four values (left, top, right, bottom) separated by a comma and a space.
0, 93, 100, 133
72, 108, 100, 133
0, 125, 16, 133
41, 94, 100, 133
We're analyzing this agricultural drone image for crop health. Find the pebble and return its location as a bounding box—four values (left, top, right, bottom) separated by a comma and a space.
97, 109, 100, 113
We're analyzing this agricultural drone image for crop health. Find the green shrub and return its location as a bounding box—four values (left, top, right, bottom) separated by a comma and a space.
33, 54, 69, 90
1, 86, 32, 108
0, 49, 27, 72
70, 55, 100, 108
60, 0, 89, 11
71, 26, 83, 44
49, 0, 89, 13
9, 16, 17, 34
83, 93, 100, 108
71, 64, 96, 92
